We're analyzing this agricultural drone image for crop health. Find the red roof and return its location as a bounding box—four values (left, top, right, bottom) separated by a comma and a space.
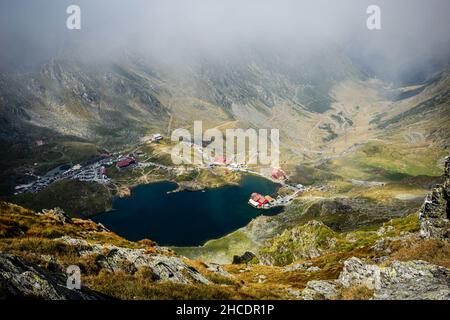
251, 193, 268, 205
271, 168, 285, 179
117, 157, 135, 168
214, 156, 228, 164
251, 193, 261, 201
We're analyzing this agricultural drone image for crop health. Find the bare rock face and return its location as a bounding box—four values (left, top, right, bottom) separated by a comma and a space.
373, 260, 450, 300
302, 280, 339, 300
40, 208, 72, 224
341, 258, 450, 300
338, 257, 380, 289
206, 263, 233, 278
419, 156, 450, 240
302, 257, 450, 300
0, 252, 105, 300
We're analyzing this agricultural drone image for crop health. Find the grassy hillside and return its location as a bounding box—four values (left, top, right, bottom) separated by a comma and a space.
1, 201, 448, 300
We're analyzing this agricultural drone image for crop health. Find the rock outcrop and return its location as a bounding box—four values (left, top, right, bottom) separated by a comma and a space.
302, 280, 340, 300
419, 156, 450, 240
232, 252, 257, 265
40, 208, 72, 224
0, 252, 106, 300
58, 237, 209, 285
373, 260, 449, 300
259, 221, 337, 266
302, 257, 450, 300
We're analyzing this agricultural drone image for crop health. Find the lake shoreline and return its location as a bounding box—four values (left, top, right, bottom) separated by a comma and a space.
93, 175, 282, 247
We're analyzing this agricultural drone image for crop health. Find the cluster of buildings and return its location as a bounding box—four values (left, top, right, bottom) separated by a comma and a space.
14, 152, 131, 195
15, 133, 166, 195
247, 166, 309, 210
208, 156, 248, 171
248, 192, 275, 209
14, 179, 55, 194
71, 165, 109, 183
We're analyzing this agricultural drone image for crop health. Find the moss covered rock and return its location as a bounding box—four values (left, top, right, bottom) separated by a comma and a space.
259, 221, 338, 266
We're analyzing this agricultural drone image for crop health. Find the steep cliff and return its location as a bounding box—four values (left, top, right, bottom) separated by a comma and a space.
419, 156, 450, 239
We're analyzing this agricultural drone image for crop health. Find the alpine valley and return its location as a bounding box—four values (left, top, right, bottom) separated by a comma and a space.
0, 0, 449, 301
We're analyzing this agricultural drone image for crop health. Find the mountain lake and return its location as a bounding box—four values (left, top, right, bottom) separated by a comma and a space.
93, 175, 282, 246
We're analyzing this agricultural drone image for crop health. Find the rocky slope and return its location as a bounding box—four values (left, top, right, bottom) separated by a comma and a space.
302, 258, 449, 300
0, 251, 106, 300
1, 157, 449, 300
299, 156, 450, 300
180, 157, 449, 300
0, 203, 223, 299
57, 236, 210, 285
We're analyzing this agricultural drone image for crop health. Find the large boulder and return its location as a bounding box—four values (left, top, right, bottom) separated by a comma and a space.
419, 156, 450, 240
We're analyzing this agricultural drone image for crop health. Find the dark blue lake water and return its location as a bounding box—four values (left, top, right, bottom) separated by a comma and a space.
92, 175, 281, 246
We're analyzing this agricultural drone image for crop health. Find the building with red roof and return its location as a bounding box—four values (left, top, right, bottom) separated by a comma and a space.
271, 167, 286, 180
250, 193, 268, 206
116, 157, 136, 169
213, 156, 228, 166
